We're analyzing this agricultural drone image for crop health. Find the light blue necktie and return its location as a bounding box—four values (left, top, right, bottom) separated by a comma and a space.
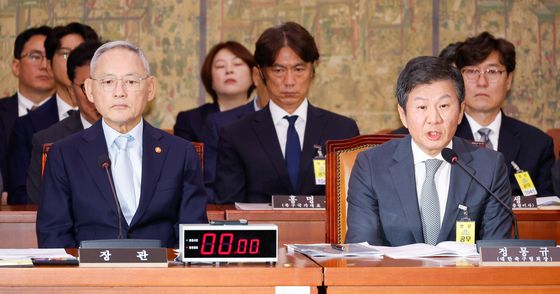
420, 159, 443, 245
113, 135, 136, 225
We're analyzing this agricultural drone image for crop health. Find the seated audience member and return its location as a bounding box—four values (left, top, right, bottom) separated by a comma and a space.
393, 41, 461, 135
173, 41, 256, 143
215, 22, 359, 204
345, 56, 512, 246
7, 22, 100, 204
0, 26, 55, 194
553, 156, 560, 195
202, 63, 270, 201
455, 32, 554, 196
27, 41, 103, 203
37, 41, 207, 248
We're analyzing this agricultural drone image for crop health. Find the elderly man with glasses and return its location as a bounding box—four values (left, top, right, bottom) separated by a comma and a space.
454, 31, 554, 196
36, 41, 208, 248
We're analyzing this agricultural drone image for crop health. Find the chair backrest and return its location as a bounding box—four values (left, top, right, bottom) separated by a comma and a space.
546, 128, 560, 159
40, 142, 205, 177
325, 134, 405, 244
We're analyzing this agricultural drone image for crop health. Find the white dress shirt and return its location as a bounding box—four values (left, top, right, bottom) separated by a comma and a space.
102, 119, 144, 209
17, 92, 50, 116
269, 98, 308, 158
464, 111, 502, 151
80, 114, 93, 129
56, 94, 78, 121
411, 139, 453, 225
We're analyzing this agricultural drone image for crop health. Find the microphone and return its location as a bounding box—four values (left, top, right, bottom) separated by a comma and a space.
441, 148, 518, 239
98, 155, 124, 239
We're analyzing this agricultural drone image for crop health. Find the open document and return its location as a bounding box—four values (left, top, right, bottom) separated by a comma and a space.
286, 242, 383, 258
372, 241, 479, 259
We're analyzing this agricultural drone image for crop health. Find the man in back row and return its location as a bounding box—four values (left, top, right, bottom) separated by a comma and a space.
37, 41, 207, 248
215, 22, 359, 203
346, 56, 512, 246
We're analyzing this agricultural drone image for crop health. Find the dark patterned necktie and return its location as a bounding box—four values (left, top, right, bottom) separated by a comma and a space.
477, 128, 493, 149
420, 159, 443, 245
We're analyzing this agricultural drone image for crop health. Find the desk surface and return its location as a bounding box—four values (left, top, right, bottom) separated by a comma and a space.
0, 249, 322, 293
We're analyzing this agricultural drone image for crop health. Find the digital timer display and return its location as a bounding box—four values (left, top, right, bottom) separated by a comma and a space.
180, 224, 278, 262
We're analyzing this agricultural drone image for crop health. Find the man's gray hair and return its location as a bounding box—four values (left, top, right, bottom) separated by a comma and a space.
90, 40, 151, 76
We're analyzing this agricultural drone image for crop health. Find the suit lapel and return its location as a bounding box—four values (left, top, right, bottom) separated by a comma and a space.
78, 121, 116, 209
297, 104, 324, 192
29, 95, 58, 132
438, 138, 474, 242
389, 136, 424, 243
497, 114, 520, 167
130, 121, 168, 226
253, 106, 293, 191
456, 116, 474, 140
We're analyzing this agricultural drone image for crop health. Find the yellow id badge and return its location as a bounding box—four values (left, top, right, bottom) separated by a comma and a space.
456, 221, 475, 244
514, 171, 538, 196
313, 158, 325, 185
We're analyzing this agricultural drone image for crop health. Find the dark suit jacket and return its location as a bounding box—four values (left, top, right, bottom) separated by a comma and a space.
552, 157, 560, 196
345, 136, 513, 246
455, 114, 554, 196
0, 94, 18, 188
36, 120, 208, 248
203, 101, 255, 202
7, 95, 58, 204
27, 110, 85, 204
215, 103, 360, 203
174, 103, 219, 143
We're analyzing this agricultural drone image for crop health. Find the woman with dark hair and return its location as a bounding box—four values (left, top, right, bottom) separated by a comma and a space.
174, 41, 255, 142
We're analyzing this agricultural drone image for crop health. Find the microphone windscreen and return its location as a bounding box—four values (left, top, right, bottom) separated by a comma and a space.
441, 148, 458, 164
98, 154, 111, 168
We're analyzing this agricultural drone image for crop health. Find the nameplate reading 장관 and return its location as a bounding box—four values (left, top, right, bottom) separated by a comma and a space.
79, 248, 167, 267
480, 247, 560, 266
272, 195, 326, 210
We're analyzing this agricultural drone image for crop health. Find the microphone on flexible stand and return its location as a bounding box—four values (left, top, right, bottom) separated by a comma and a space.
98, 155, 124, 239
441, 148, 518, 239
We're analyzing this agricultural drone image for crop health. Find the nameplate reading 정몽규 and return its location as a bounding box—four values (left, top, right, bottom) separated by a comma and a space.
480, 247, 560, 266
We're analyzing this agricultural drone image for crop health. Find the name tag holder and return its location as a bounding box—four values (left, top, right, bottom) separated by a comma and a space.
79, 248, 167, 267
272, 195, 326, 210
480, 246, 560, 266
456, 204, 475, 244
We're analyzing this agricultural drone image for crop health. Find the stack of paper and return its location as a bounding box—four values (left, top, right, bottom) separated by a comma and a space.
537, 196, 560, 210
0, 248, 74, 267
371, 241, 479, 259
286, 242, 383, 258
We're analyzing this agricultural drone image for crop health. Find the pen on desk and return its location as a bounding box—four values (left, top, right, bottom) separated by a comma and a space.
331, 244, 345, 252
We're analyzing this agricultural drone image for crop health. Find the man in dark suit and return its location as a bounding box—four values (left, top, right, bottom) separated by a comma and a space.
7, 22, 99, 203
454, 32, 554, 196
0, 26, 55, 192
345, 56, 512, 246
37, 41, 207, 248
27, 41, 103, 203
553, 156, 560, 196
215, 22, 359, 204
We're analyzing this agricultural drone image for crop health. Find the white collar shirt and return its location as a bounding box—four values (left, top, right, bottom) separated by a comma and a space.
464, 111, 502, 151
269, 98, 308, 157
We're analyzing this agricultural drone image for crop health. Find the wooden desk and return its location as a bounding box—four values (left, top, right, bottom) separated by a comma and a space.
515, 209, 560, 243
317, 256, 560, 293
0, 249, 321, 293
225, 206, 326, 245
0, 205, 226, 248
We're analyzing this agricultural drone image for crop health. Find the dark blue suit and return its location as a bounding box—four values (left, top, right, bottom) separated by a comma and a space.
37, 120, 208, 248
345, 136, 513, 246
174, 102, 219, 143
455, 114, 554, 196
203, 101, 255, 201
215, 103, 360, 203
7, 95, 58, 204
0, 94, 18, 190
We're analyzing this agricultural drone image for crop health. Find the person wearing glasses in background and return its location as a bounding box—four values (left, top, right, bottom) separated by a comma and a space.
26, 41, 104, 204
454, 32, 554, 196
6, 22, 100, 204
37, 41, 208, 248
0, 26, 55, 195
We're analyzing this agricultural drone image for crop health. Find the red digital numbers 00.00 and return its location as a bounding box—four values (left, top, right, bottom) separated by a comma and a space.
200, 233, 260, 255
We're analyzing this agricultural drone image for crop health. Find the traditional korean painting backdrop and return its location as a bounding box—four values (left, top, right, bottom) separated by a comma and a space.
0, 0, 558, 133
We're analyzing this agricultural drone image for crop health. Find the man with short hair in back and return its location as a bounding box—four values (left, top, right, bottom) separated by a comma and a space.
7, 22, 100, 203
0, 26, 55, 193
37, 41, 207, 248
215, 22, 359, 203
455, 32, 554, 196
346, 56, 512, 246
26, 41, 103, 203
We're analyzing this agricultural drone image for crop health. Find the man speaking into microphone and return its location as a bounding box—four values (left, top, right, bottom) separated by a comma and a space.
345, 56, 512, 246
37, 41, 208, 248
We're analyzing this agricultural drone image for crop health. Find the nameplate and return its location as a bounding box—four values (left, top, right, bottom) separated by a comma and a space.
480, 247, 560, 266
79, 248, 168, 267
272, 195, 326, 210
512, 195, 537, 210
